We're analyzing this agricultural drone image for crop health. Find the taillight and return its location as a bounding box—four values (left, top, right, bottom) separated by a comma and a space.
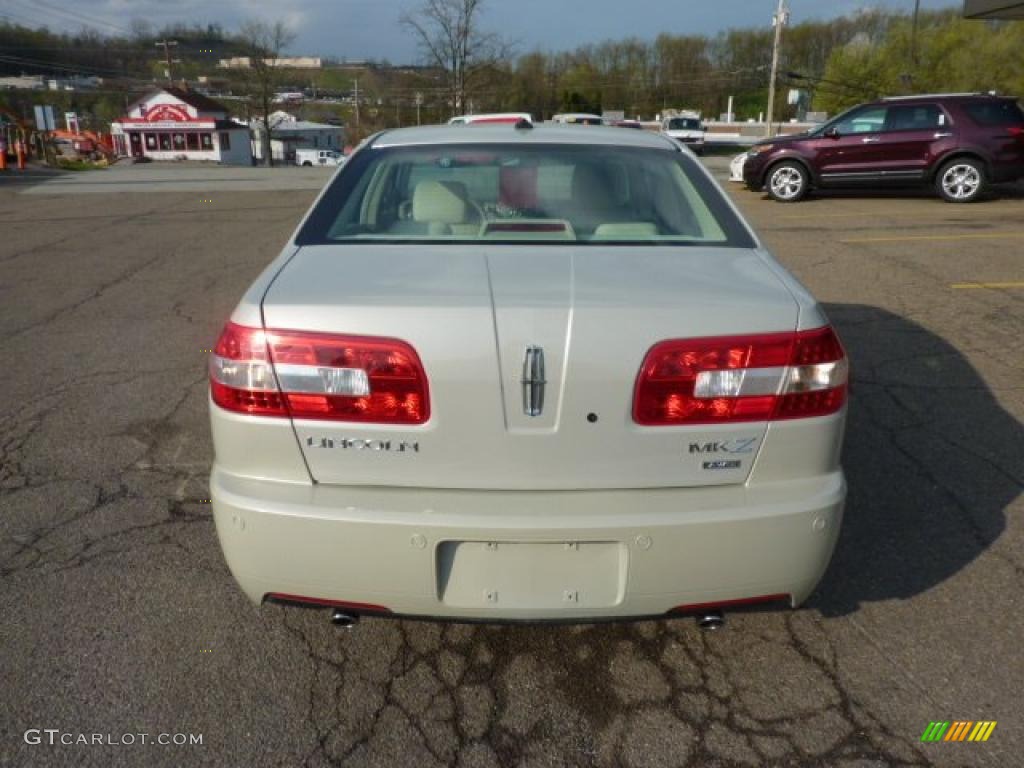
210, 322, 429, 424
633, 326, 847, 425
1007, 126, 1024, 138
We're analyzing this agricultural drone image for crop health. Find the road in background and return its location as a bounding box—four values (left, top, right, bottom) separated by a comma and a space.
1, 164, 1021, 767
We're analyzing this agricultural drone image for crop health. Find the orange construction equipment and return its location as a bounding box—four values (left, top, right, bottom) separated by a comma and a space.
51, 129, 114, 159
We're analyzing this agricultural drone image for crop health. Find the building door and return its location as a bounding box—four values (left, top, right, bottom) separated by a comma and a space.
129, 132, 143, 158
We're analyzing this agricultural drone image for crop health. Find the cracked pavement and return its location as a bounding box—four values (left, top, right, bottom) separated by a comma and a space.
0, 164, 1021, 767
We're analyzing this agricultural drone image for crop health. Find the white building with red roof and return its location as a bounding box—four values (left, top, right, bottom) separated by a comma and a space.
111, 87, 251, 164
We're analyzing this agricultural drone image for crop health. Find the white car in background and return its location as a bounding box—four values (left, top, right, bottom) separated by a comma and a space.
295, 148, 344, 167
210, 124, 848, 624
662, 113, 706, 154
449, 113, 533, 125
550, 113, 604, 125
730, 151, 748, 182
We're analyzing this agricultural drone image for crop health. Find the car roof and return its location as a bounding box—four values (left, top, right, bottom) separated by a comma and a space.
371, 123, 678, 150
878, 92, 1013, 104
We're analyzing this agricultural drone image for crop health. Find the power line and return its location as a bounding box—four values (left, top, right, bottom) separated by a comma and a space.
0, 52, 154, 82
12, 0, 133, 36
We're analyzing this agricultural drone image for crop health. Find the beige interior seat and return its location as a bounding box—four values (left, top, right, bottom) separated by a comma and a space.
569, 165, 620, 234
411, 180, 480, 236
571, 165, 615, 210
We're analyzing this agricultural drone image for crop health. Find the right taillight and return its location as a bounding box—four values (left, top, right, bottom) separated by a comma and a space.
633, 326, 848, 425
210, 322, 429, 424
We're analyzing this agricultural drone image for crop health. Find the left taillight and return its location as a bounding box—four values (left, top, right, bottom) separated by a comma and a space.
633, 326, 848, 425
210, 322, 429, 424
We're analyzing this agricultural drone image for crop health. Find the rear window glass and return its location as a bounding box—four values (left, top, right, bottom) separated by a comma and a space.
667, 118, 702, 131
296, 144, 754, 247
885, 104, 945, 131
962, 100, 1024, 126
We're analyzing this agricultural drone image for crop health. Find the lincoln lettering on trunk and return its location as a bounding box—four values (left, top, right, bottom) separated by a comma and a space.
305, 437, 420, 453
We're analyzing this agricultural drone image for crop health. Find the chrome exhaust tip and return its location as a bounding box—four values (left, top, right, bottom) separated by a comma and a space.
696, 610, 725, 631
330, 608, 359, 629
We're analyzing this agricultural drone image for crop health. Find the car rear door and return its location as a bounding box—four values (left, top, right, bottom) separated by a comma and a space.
872, 103, 957, 180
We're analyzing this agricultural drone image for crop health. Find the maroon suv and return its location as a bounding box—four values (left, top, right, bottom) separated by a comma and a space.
743, 93, 1024, 203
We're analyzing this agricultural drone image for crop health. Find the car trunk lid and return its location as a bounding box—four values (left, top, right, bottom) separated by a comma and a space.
261, 244, 799, 490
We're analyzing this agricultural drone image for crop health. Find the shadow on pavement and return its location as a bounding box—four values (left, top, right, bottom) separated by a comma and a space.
751, 179, 1024, 203
811, 303, 1022, 617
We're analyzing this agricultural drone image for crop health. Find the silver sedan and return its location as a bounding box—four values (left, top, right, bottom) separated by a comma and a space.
209, 124, 848, 623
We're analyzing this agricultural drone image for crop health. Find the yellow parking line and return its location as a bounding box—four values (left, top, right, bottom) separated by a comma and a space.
841, 232, 1024, 244
778, 212, 876, 220
951, 281, 1024, 289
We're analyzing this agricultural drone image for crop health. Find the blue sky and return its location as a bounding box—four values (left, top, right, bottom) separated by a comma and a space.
9, 0, 960, 62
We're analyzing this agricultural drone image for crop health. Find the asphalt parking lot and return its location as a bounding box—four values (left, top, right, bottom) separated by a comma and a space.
1, 161, 1021, 767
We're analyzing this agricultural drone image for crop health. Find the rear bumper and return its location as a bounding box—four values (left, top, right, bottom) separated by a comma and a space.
212, 468, 845, 621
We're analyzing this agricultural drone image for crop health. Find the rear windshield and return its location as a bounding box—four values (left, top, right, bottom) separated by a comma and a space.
296, 143, 754, 247
962, 100, 1024, 126
667, 118, 702, 131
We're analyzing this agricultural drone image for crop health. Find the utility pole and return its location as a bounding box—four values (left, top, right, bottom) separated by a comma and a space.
155, 39, 180, 85
911, 0, 922, 67
353, 77, 360, 131
765, 0, 788, 137
415, 92, 423, 125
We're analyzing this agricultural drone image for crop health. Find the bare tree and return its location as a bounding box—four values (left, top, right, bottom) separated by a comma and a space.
239, 20, 295, 167
400, 0, 508, 116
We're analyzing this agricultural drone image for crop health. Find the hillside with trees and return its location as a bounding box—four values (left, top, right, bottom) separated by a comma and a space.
2, 6, 1022, 138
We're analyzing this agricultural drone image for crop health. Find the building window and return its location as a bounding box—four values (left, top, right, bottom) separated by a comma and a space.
200, 133, 213, 150
219, 132, 231, 151
172, 132, 186, 150
159, 133, 171, 150
186, 133, 199, 151
144, 133, 157, 150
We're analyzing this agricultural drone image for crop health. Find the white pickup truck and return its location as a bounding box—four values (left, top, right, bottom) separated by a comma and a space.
295, 148, 344, 167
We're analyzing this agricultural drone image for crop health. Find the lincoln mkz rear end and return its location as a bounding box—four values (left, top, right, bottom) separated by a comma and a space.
209, 125, 848, 623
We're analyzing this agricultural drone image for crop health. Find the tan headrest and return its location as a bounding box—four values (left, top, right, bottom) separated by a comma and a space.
571, 164, 615, 209
592, 222, 658, 239
413, 180, 469, 224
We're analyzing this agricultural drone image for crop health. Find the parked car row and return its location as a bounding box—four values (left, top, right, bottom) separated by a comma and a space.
446, 112, 706, 149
